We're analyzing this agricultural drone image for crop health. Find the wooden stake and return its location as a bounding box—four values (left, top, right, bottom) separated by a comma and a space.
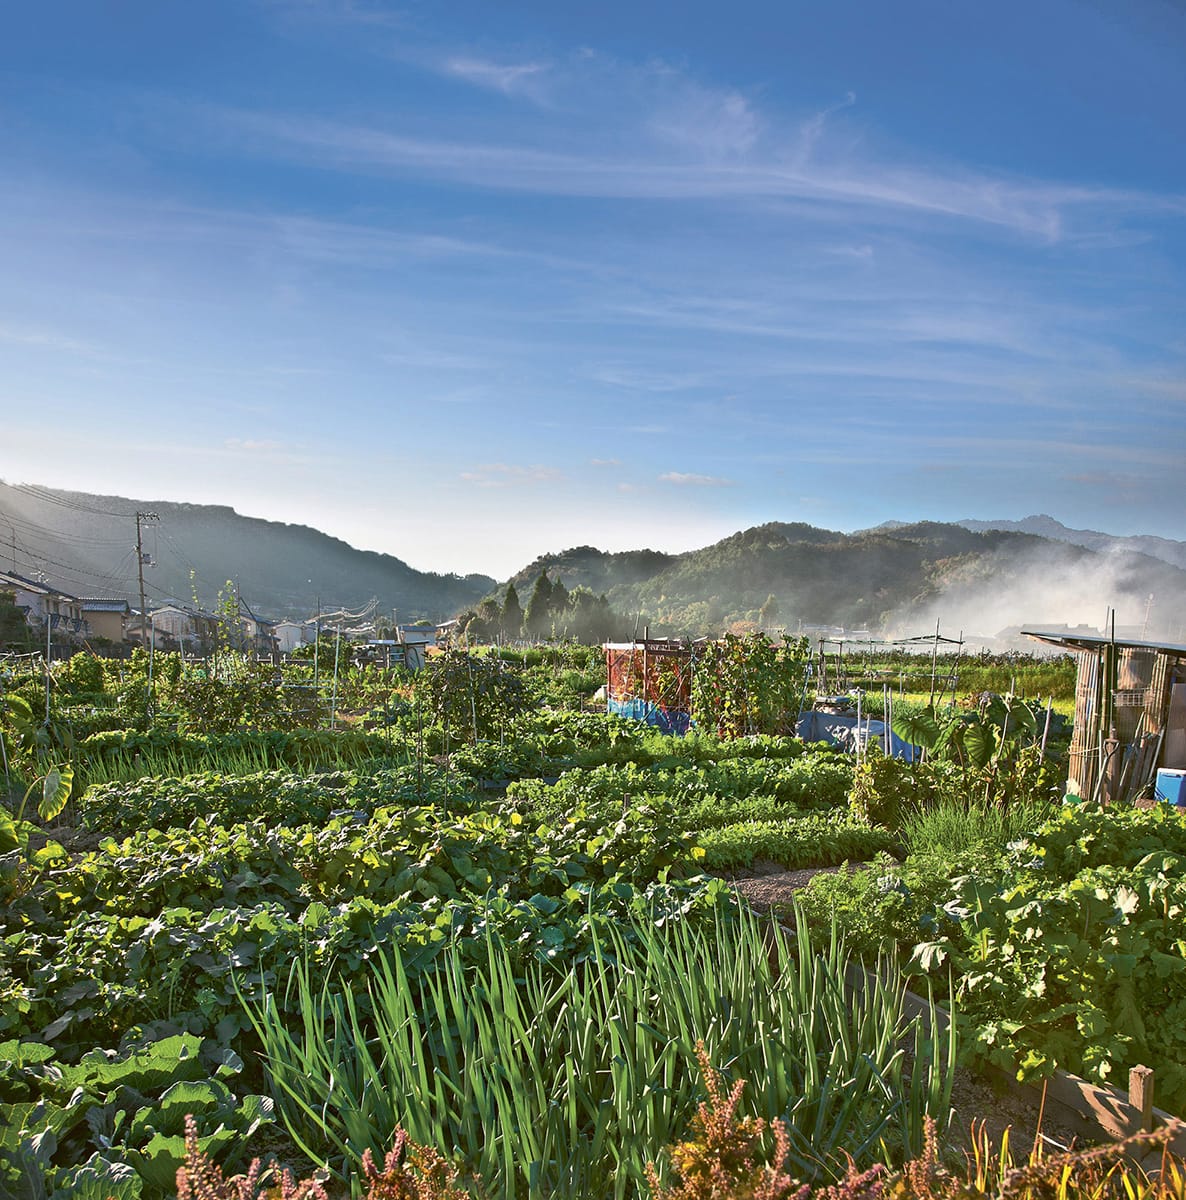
1129, 1065, 1154, 1131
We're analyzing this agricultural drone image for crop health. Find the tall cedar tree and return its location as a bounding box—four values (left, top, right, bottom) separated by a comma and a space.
501, 583, 524, 639
524, 572, 555, 638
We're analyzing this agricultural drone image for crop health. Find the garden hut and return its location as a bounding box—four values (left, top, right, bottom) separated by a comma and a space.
1021, 629, 1186, 803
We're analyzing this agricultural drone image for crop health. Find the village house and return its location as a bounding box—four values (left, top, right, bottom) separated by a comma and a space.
147, 603, 221, 651
80, 597, 131, 643
0, 570, 86, 640
274, 619, 317, 655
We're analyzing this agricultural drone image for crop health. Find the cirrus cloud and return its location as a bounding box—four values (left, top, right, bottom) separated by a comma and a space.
659, 471, 734, 487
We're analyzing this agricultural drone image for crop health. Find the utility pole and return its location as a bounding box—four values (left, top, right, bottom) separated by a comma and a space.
135, 512, 159, 647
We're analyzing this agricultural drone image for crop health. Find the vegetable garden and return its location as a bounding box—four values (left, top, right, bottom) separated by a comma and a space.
2, 641, 1185, 1199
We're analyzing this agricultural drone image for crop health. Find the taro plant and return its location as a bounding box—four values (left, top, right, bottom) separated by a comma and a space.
1, 760, 72, 904
890, 696, 1060, 812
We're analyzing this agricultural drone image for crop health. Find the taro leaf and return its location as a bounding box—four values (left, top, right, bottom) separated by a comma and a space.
1001, 695, 1037, 737
40, 765, 73, 823
891, 708, 940, 753
962, 723, 998, 770
932, 721, 964, 763
52, 1152, 143, 1200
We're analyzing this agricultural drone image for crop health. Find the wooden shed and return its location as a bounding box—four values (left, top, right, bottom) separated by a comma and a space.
1022, 629, 1186, 803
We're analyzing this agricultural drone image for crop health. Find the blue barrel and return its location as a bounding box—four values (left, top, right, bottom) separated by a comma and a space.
1156, 768, 1186, 806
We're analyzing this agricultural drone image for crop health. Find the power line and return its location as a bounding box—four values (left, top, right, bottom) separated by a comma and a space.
1, 537, 141, 591
9, 483, 131, 518
156, 530, 220, 594
0, 508, 130, 548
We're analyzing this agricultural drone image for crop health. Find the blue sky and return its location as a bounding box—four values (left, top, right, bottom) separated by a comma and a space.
2, 1, 1184, 577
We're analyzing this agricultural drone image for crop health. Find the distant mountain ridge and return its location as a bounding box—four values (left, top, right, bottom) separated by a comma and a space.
955, 515, 1186, 572
0, 481, 494, 621
6, 479, 1182, 642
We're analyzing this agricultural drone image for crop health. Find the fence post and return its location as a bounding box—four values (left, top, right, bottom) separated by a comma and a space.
1129, 1065, 1154, 1132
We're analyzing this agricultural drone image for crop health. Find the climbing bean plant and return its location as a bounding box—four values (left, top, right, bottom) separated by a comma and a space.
691, 633, 810, 739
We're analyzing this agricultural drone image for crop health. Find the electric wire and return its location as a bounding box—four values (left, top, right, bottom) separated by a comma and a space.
9, 483, 131, 518
0, 508, 130, 548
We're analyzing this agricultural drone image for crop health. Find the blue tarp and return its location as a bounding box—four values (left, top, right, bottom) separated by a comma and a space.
605, 699, 917, 756
794, 711, 920, 761
607, 697, 691, 736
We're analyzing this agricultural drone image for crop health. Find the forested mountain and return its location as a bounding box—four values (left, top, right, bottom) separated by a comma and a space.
495, 521, 1186, 642
0, 482, 493, 621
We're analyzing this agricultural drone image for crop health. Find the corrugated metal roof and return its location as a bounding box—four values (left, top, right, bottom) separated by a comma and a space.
1022, 628, 1186, 656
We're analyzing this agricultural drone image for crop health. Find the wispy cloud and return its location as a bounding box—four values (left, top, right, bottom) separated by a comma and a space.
444, 56, 549, 100
646, 76, 760, 159
271, 214, 515, 265
824, 242, 875, 260
459, 462, 563, 487
795, 91, 856, 167
203, 102, 1186, 240
590, 457, 620, 466
659, 471, 734, 487
590, 365, 706, 391
264, 0, 407, 31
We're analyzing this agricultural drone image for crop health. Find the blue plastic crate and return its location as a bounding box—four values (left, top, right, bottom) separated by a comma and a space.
1155, 768, 1186, 806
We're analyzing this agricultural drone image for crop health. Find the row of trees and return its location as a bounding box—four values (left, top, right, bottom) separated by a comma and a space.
458, 572, 620, 645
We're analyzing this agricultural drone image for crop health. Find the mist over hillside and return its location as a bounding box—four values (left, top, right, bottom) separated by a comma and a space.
880, 531, 1182, 643
503, 521, 1186, 644
956, 515, 1186, 572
